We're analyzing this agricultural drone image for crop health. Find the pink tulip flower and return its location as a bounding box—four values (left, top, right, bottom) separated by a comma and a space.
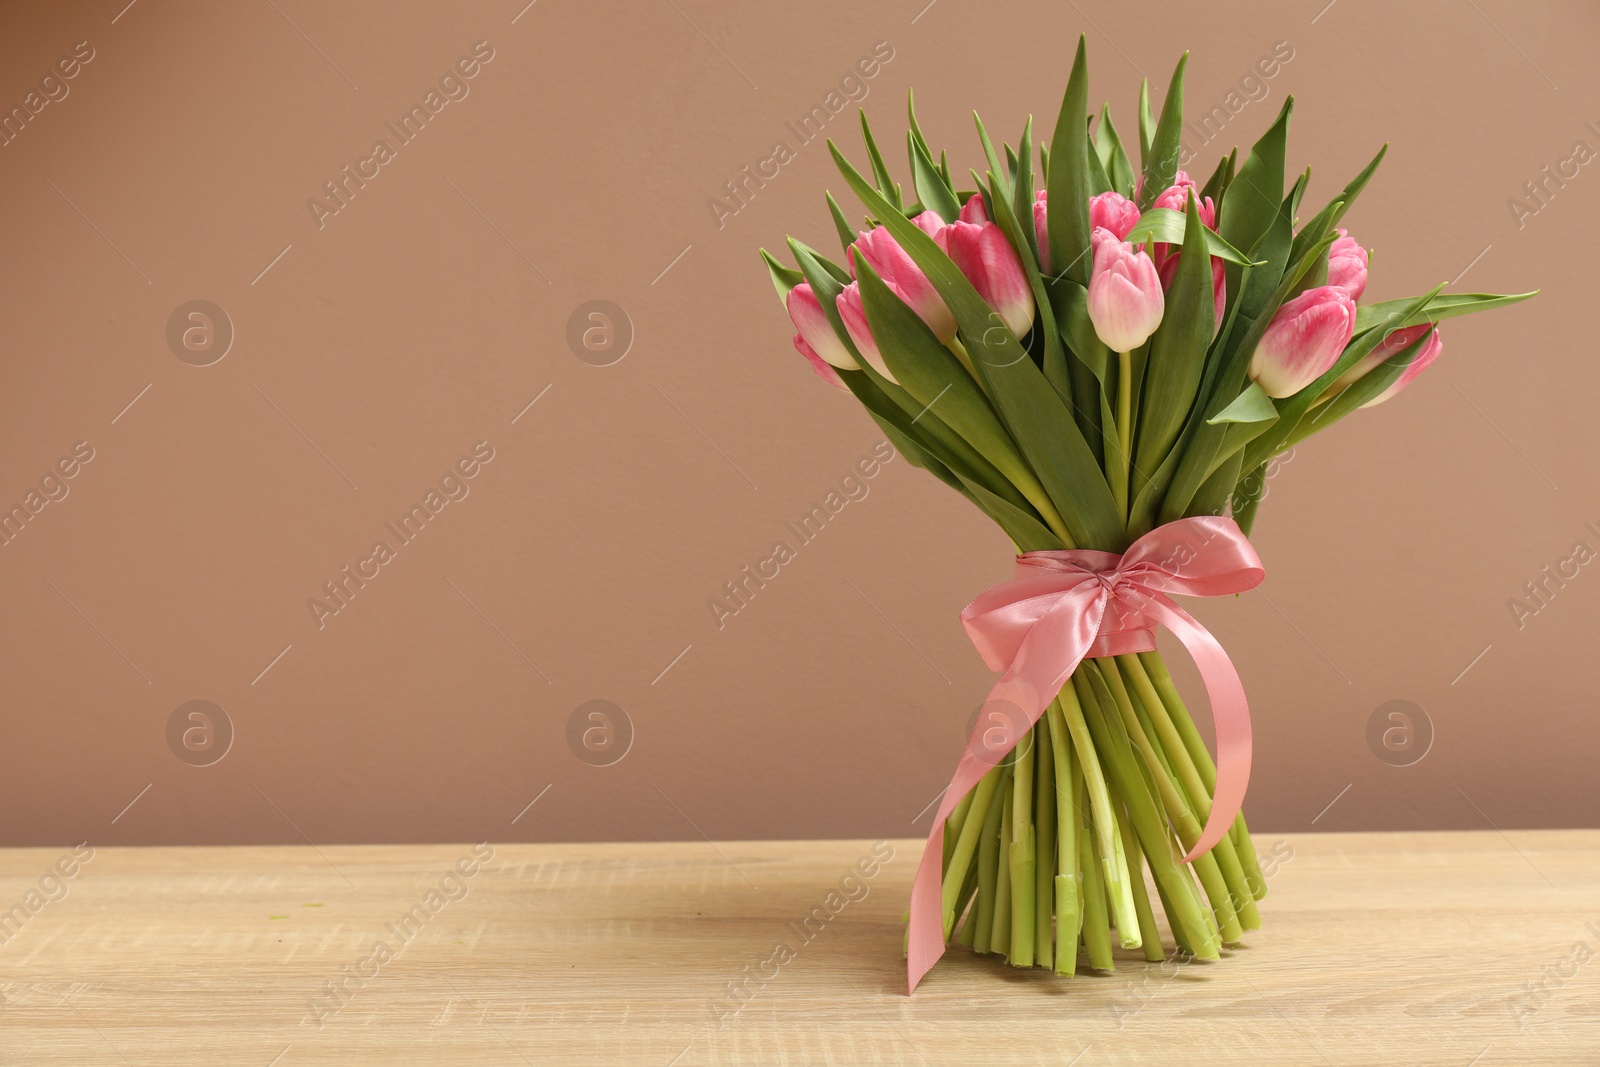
959, 194, 989, 224
1327, 228, 1369, 301
1248, 285, 1359, 397
784, 283, 856, 372
848, 212, 956, 342
835, 281, 897, 382
940, 219, 1036, 338
1361, 327, 1443, 407
1086, 227, 1165, 352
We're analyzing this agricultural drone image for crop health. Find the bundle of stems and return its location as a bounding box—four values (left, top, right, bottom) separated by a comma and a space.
942, 652, 1264, 971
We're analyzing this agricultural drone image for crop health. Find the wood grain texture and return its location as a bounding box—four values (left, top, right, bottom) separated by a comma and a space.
0, 831, 1596, 1065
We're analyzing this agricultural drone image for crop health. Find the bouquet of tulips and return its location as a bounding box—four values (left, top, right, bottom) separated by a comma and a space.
760, 39, 1532, 989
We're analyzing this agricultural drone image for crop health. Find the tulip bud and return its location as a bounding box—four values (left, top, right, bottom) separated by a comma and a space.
1362, 327, 1442, 407
959, 194, 989, 224
1248, 285, 1358, 398
792, 336, 847, 389
1333, 323, 1429, 390
1086, 227, 1164, 352
835, 282, 898, 382
848, 213, 956, 343
940, 220, 1035, 338
784, 283, 855, 371
1327, 228, 1369, 301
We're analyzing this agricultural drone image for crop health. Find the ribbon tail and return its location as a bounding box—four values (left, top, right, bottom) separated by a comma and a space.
905, 748, 989, 993
906, 594, 1104, 993
1145, 594, 1253, 864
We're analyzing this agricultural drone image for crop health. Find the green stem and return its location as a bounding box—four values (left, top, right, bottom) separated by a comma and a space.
1119, 655, 1208, 817
943, 787, 976, 871
958, 883, 982, 947
1033, 713, 1056, 969
1009, 736, 1037, 966
971, 763, 1010, 954
1138, 650, 1269, 901
1095, 661, 1243, 942
952, 861, 981, 947
990, 787, 1014, 956
1045, 699, 1081, 975
1058, 682, 1140, 948
1115, 349, 1133, 521
1074, 669, 1219, 959
1077, 765, 1114, 971
1118, 655, 1260, 929
941, 764, 1004, 939
1119, 803, 1167, 962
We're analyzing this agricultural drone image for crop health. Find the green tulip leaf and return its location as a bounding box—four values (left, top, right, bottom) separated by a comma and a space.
1047, 276, 1109, 384
1198, 150, 1231, 209
760, 248, 804, 299
1013, 115, 1037, 255
825, 192, 856, 254
1218, 96, 1292, 273
1086, 130, 1113, 196
858, 110, 900, 209
953, 472, 1067, 552
1206, 381, 1278, 425
1047, 35, 1095, 286
1354, 290, 1538, 334
1137, 79, 1155, 166
1137, 52, 1188, 210
838, 363, 1034, 514
1095, 103, 1136, 198
1289, 143, 1386, 267
1135, 194, 1215, 497
906, 91, 935, 166
1124, 208, 1257, 265
908, 131, 961, 223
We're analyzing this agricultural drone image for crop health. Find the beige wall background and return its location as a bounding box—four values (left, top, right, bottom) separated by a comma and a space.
1, 0, 1595, 848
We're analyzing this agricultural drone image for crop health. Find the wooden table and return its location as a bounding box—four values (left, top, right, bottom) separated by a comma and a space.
1, 831, 1595, 1064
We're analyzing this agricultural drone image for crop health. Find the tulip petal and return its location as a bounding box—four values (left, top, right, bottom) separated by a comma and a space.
792, 335, 848, 389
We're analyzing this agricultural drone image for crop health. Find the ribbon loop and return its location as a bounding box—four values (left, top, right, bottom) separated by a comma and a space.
906, 515, 1264, 993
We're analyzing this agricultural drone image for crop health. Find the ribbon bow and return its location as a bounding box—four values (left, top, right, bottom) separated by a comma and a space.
906, 515, 1265, 993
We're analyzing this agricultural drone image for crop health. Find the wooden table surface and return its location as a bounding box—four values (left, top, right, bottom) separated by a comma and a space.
1, 831, 1595, 1065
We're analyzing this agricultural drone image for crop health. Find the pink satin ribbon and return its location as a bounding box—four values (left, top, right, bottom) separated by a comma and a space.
906, 515, 1265, 993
